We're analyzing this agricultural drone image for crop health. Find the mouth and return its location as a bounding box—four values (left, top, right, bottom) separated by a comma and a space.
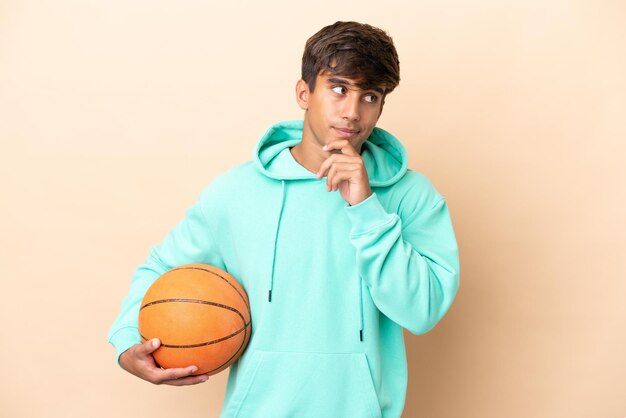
332, 127, 361, 139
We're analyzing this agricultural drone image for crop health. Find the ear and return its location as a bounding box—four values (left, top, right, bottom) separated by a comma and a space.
295, 79, 310, 110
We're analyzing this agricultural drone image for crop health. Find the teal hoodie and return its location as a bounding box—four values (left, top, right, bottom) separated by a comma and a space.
108, 120, 459, 418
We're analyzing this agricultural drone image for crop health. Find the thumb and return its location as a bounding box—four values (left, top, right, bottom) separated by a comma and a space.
143, 338, 160, 354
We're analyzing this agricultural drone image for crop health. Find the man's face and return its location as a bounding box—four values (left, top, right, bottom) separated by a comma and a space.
298, 72, 385, 152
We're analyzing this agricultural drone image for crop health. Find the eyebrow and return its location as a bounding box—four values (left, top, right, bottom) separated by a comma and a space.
326, 77, 386, 95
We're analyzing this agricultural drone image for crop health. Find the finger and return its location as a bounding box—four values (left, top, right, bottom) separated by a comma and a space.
162, 374, 210, 386
326, 163, 358, 191
323, 140, 358, 156
316, 154, 359, 179
141, 338, 161, 354
316, 156, 334, 179
154, 365, 200, 382
328, 166, 360, 191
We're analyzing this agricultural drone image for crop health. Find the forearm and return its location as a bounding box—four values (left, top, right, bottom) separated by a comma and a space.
108, 189, 221, 361
107, 250, 169, 361
346, 193, 460, 334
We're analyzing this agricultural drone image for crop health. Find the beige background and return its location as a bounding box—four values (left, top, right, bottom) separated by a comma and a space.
1, 0, 624, 417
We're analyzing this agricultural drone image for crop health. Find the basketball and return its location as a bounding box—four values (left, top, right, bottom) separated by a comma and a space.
138, 264, 251, 376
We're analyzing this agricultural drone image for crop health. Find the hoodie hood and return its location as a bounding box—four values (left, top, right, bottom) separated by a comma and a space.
254, 120, 408, 186
253, 120, 410, 342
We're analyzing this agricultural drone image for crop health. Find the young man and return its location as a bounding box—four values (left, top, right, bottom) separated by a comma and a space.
109, 21, 459, 418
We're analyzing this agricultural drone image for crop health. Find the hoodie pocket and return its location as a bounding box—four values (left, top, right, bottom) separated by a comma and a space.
225, 350, 382, 418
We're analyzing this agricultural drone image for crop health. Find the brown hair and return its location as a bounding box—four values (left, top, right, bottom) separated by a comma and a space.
301, 21, 400, 94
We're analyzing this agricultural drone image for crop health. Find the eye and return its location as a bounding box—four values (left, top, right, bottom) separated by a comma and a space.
364, 94, 378, 103
331, 86, 347, 95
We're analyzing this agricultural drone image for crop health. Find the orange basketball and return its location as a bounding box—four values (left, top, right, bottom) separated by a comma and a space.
138, 264, 251, 376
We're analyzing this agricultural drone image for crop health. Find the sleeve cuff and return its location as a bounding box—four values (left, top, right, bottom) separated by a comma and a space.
108, 326, 142, 366
344, 193, 396, 236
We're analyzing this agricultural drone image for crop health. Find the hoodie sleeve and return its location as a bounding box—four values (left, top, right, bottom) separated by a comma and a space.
107, 188, 223, 362
344, 188, 459, 335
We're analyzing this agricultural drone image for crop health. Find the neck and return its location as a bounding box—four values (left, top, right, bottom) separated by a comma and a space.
289, 140, 326, 174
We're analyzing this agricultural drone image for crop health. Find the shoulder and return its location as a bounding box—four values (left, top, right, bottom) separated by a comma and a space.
397, 170, 437, 189
378, 170, 445, 216
196, 160, 276, 208
193, 161, 253, 206
199, 161, 261, 193
392, 169, 443, 202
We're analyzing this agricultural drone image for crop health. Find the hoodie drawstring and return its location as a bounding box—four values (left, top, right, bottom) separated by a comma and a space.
266, 178, 363, 342
268, 180, 286, 302
358, 275, 364, 342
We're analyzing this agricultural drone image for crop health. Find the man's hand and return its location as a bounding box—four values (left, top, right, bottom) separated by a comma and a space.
316, 139, 372, 206
119, 338, 209, 386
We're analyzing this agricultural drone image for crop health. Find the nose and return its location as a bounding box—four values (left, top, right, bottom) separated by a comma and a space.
341, 95, 360, 121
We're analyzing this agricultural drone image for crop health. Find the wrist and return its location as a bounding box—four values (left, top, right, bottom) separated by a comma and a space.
348, 187, 372, 206
345, 193, 396, 234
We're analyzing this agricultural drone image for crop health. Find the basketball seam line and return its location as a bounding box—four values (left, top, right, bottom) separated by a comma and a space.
140, 321, 250, 349
140, 298, 250, 351
140, 298, 243, 314
170, 266, 251, 311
